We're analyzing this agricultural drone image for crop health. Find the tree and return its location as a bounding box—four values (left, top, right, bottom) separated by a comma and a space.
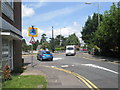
33, 40, 39, 50
54, 35, 67, 47
94, 2, 120, 57
40, 34, 50, 50
81, 13, 103, 45
22, 39, 28, 51
40, 34, 47, 45
81, 13, 103, 54
67, 33, 80, 45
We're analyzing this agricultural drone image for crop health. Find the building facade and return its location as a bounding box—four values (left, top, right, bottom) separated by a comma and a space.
0, 0, 22, 71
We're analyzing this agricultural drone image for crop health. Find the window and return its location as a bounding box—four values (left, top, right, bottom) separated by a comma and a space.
6, 0, 14, 8
67, 47, 74, 50
1, 0, 14, 20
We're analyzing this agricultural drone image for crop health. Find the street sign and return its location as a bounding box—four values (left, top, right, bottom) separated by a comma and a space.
28, 27, 38, 37
29, 37, 36, 44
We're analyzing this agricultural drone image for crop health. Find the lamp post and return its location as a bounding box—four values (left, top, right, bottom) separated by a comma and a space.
59, 27, 66, 46
85, 2, 100, 26
60, 28, 62, 46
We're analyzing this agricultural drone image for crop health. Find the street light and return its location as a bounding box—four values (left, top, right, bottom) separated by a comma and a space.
85, 2, 100, 26
59, 27, 66, 46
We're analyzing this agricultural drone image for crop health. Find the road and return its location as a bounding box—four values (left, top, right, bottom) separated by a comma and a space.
23, 51, 119, 89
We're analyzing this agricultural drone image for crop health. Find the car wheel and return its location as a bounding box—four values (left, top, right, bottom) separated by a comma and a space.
37, 56, 39, 60
51, 58, 53, 61
66, 54, 67, 56
41, 58, 43, 61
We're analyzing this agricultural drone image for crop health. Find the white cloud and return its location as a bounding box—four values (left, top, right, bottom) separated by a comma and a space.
22, 4, 35, 17
22, 29, 28, 37
28, 2, 46, 9
73, 21, 80, 26
27, 4, 86, 23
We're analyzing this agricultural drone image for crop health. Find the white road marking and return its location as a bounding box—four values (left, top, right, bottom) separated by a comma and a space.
81, 64, 118, 74
51, 66, 55, 68
71, 65, 75, 66
53, 58, 62, 60
61, 65, 69, 68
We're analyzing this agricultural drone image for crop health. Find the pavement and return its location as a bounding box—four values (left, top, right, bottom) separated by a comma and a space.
21, 57, 87, 88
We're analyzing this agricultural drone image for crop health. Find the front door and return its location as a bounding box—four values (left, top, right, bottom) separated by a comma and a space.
9, 40, 13, 70
2, 38, 13, 70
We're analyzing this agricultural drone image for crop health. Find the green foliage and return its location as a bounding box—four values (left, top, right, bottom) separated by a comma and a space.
33, 40, 39, 50
40, 34, 47, 45
82, 2, 120, 58
95, 2, 120, 56
67, 33, 80, 45
81, 13, 103, 44
40, 34, 51, 50
53, 33, 80, 50
22, 39, 27, 51
55, 48, 61, 51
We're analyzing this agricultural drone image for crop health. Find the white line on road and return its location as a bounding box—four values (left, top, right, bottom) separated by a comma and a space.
61, 65, 69, 68
71, 65, 75, 66
53, 58, 63, 60
81, 64, 118, 74
51, 66, 55, 68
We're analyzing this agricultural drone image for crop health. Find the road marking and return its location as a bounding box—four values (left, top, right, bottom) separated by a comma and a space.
71, 65, 75, 66
81, 64, 118, 74
53, 57, 62, 60
61, 65, 69, 68
39, 65, 99, 90
51, 66, 55, 68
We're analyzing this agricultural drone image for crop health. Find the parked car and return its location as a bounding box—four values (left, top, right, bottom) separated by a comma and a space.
37, 50, 53, 61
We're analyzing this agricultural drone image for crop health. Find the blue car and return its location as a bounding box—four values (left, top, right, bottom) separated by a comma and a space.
37, 50, 53, 61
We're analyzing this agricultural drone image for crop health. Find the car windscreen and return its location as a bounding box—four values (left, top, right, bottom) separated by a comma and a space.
42, 51, 51, 54
66, 47, 74, 50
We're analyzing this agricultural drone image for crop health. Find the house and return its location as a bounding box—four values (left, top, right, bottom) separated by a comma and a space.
0, 1, 22, 72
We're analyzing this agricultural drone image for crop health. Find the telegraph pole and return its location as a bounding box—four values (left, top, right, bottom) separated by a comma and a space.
52, 26, 54, 53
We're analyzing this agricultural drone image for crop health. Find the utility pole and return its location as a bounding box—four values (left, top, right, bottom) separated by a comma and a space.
60, 28, 61, 46
52, 26, 54, 53
59, 27, 66, 46
98, 2, 100, 26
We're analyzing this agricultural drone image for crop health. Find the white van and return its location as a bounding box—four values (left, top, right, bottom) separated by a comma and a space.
66, 45, 76, 56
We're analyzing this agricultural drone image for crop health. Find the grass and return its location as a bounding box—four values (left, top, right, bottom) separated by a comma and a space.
2, 75, 47, 88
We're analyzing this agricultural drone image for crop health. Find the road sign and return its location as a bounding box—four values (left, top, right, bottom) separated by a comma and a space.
28, 27, 38, 37
29, 37, 36, 44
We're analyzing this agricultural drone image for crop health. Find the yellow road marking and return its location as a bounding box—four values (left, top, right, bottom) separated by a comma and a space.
40, 65, 99, 90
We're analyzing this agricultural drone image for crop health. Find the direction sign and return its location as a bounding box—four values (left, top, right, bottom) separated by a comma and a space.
28, 27, 38, 37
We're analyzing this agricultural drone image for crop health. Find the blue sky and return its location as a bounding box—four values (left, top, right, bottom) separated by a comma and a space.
22, 1, 118, 44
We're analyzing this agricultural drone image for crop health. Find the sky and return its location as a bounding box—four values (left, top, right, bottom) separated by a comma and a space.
22, 1, 118, 45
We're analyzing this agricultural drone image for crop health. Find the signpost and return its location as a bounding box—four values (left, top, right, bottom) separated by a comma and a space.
28, 26, 38, 66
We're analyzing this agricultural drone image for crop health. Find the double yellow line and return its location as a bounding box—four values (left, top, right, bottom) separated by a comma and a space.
41, 65, 100, 90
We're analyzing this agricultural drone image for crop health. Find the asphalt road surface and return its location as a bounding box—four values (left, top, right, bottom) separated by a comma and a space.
24, 51, 119, 89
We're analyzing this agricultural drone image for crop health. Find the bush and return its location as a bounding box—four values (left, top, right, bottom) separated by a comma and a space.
55, 48, 61, 51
